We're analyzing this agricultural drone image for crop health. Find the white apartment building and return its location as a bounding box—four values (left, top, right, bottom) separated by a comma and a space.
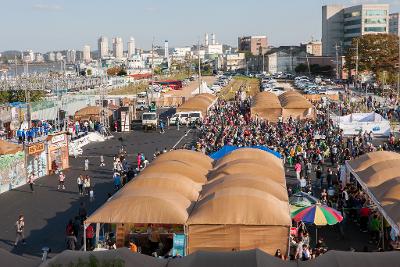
55, 52, 63, 61
66, 49, 76, 64
48, 52, 56, 62
113, 37, 124, 59
98, 36, 109, 58
127, 37, 136, 58
223, 53, 246, 71
322, 4, 389, 56
83, 45, 91, 62
172, 47, 192, 58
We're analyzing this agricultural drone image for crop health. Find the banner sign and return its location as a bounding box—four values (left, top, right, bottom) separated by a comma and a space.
172, 233, 186, 257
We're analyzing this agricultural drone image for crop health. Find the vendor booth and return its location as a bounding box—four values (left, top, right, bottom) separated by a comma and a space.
336, 112, 390, 136
346, 151, 400, 248
26, 142, 48, 178
0, 140, 26, 194
47, 133, 69, 174
85, 148, 291, 257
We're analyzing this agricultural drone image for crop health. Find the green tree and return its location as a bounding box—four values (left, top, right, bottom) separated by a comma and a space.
86, 69, 92, 76
345, 34, 399, 83
117, 69, 127, 76
295, 63, 308, 73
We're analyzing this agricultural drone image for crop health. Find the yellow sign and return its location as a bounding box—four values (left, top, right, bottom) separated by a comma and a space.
28, 143, 45, 155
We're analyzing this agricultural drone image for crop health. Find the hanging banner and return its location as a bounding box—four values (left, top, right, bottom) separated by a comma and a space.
172, 233, 186, 257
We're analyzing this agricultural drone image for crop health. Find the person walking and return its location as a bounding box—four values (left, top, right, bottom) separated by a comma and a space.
27, 172, 36, 192
136, 153, 142, 170
84, 158, 89, 171
58, 171, 66, 190
77, 175, 83, 195
84, 176, 91, 195
14, 215, 26, 246
159, 120, 165, 134
294, 162, 302, 181
99, 155, 105, 167
113, 172, 121, 191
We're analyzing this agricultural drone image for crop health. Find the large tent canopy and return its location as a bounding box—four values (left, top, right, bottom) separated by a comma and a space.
85, 148, 290, 256
251, 91, 314, 122
347, 151, 400, 233
177, 93, 217, 115
85, 188, 193, 224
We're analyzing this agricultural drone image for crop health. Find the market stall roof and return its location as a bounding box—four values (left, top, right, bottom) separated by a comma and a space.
214, 148, 282, 170
347, 151, 400, 172
152, 149, 213, 171
122, 174, 201, 201
74, 106, 113, 120
141, 160, 207, 184
85, 188, 193, 224
176, 94, 217, 114
210, 145, 282, 161
0, 140, 23, 155
187, 187, 291, 226
346, 151, 400, 233
200, 174, 288, 202
252, 92, 282, 109
278, 91, 312, 109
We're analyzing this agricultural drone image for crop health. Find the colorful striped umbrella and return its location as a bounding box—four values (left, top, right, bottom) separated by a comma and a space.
291, 204, 343, 226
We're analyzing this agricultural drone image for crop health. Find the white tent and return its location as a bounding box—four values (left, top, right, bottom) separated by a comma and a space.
192, 81, 215, 95
335, 112, 390, 136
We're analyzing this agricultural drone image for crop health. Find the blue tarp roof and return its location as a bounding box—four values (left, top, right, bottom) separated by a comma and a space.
209, 145, 282, 160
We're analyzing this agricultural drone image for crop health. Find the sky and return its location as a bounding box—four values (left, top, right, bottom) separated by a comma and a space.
1, 0, 400, 52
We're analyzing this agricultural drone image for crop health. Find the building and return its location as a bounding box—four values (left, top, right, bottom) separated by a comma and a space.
83, 45, 91, 62
127, 37, 136, 58
47, 52, 56, 62
305, 41, 322, 56
267, 50, 306, 74
389, 13, 400, 35
113, 37, 123, 59
223, 53, 246, 71
164, 40, 169, 59
55, 52, 63, 61
66, 49, 76, 64
238, 36, 268, 55
322, 4, 389, 56
172, 47, 192, 58
98, 36, 109, 58
35, 53, 44, 63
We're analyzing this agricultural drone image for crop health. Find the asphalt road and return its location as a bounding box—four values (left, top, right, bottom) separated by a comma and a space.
0, 123, 197, 265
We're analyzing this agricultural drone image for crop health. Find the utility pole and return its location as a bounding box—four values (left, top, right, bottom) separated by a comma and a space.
305, 52, 311, 77
334, 42, 340, 80
197, 40, 201, 94
355, 39, 359, 89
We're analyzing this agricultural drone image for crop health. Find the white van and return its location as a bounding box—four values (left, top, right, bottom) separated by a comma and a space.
169, 112, 190, 125
189, 111, 202, 124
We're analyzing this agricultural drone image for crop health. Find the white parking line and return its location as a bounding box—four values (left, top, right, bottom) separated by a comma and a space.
172, 129, 192, 149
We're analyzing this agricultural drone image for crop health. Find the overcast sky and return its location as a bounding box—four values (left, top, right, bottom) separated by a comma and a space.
1, 0, 399, 52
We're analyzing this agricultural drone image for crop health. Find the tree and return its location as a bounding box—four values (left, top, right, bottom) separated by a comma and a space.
295, 63, 308, 73
345, 34, 399, 83
107, 67, 121, 76
86, 69, 92, 76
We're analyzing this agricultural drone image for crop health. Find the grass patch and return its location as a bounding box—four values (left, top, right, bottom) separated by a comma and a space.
109, 82, 148, 95
218, 77, 260, 100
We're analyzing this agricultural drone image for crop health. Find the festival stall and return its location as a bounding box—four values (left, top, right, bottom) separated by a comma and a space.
176, 94, 217, 115
0, 140, 26, 194
279, 91, 315, 120
26, 142, 48, 178
74, 106, 113, 122
47, 133, 69, 174
250, 92, 282, 122
85, 149, 291, 257
346, 151, 400, 239
335, 112, 390, 136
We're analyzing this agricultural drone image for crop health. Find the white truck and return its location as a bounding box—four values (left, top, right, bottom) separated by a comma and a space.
142, 112, 158, 131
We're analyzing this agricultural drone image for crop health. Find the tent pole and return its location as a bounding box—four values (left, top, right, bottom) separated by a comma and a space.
381, 216, 384, 250
95, 223, 100, 248
83, 224, 87, 251
315, 227, 318, 246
